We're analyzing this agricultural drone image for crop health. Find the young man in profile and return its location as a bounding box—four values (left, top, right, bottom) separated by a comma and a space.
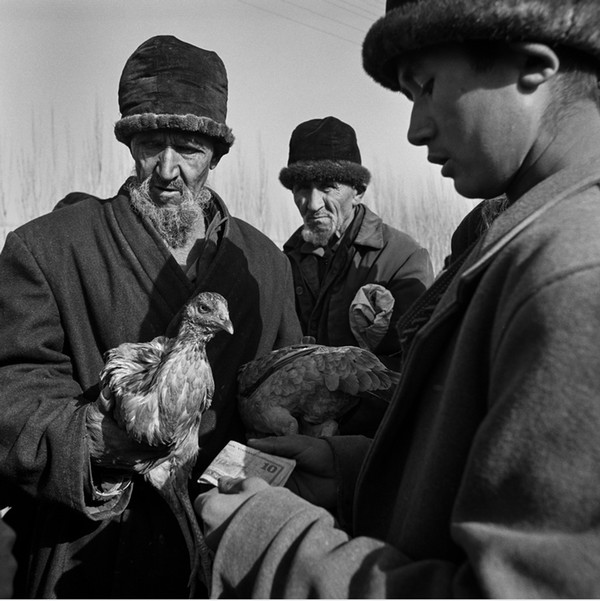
196, 1, 600, 596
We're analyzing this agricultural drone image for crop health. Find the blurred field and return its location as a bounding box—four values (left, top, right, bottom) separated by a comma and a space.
0, 111, 475, 274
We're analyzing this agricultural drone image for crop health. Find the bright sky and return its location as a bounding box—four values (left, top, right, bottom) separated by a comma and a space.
0, 0, 463, 238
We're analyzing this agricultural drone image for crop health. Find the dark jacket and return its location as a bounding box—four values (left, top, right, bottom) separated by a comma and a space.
0, 516, 16, 599
208, 157, 600, 598
283, 205, 433, 360
0, 186, 301, 598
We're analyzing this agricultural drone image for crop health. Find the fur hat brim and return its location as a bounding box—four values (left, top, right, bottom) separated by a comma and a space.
363, 0, 600, 91
279, 160, 371, 190
114, 113, 235, 154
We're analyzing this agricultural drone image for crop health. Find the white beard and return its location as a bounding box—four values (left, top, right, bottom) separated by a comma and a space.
127, 176, 211, 248
301, 217, 337, 247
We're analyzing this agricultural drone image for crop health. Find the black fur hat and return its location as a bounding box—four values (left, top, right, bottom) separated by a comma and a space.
363, 0, 600, 91
279, 117, 371, 191
114, 36, 234, 155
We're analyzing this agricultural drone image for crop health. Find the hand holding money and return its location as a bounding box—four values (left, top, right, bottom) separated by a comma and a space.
198, 440, 296, 487
194, 476, 270, 550
194, 438, 336, 550
248, 435, 337, 510
194, 441, 298, 550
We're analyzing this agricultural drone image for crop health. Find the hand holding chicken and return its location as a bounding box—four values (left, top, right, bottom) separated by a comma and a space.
87, 291, 233, 596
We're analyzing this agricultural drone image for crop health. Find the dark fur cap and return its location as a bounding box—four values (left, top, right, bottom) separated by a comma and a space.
279, 117, 371, 190
363, 0, 600, 91
114, 36, 234, 155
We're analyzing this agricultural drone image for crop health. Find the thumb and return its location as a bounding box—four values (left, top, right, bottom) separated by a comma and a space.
218, 476, 270, 495
217, 477, 245, 493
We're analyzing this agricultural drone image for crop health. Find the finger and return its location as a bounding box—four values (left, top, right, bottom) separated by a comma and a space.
248, 434, 313, 457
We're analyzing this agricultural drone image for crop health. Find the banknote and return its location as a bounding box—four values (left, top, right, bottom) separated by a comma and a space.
198, 440, 296, 487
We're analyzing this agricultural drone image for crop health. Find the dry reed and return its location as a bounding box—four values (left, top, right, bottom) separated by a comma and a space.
0, 111, 476, 274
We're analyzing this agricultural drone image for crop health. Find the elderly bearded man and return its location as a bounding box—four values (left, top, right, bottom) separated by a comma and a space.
281, 116, 433, 368
0, 35, 301, 598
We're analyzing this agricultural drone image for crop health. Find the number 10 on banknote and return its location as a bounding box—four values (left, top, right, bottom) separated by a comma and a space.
198, 440, 296, 487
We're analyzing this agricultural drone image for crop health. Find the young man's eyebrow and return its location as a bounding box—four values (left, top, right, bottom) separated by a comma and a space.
396, 65, 415, 99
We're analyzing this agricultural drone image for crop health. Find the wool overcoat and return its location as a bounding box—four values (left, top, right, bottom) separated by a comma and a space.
0, 186, 301, 598
209, 157, 600, 598
283, 205, 433, 361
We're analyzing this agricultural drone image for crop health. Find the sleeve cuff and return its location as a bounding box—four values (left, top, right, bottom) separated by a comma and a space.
324, 435, 372, 532
84, 459, 133, 518
213, 487, 336, 596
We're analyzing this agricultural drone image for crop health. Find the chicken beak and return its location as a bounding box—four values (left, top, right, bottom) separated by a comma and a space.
219, 318, 234, 335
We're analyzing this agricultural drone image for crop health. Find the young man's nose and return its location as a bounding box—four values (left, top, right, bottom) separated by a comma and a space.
407, 103, 435, 147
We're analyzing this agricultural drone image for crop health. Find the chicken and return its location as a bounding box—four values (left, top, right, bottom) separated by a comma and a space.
238, 343, 400, 438
98, 291, 233, 596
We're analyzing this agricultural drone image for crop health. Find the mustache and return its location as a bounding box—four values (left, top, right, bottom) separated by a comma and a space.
126, 175, 202, 248
150, 175, 185, 192
307, 209, 331, 219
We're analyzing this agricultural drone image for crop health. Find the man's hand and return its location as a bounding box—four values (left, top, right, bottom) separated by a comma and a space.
85, 389, 171, 475
248, 435, 336, 509
194, 477, 269, 549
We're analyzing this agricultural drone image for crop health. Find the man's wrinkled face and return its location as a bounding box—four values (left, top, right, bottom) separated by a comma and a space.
130, 129, 218, 206
292, 181, 362, 247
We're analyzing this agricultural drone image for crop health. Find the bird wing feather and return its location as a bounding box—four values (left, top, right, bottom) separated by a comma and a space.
308, 346, 398, 396
237, 344, 316, 394
100, 336, 174, 445
101, 337, 171, 395
238, 344, 401, 436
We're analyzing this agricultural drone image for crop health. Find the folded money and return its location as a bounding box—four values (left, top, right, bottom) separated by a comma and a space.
198, 440, 296, 487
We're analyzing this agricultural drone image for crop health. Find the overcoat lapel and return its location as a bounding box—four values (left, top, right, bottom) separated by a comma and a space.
109, 192, 193, 318
354, 157, 600, 537
108, 188, 254, 334
191, 192, 251, 304
407, 156, 600, 347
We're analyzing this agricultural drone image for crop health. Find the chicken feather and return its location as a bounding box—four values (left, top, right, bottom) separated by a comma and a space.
99, 291, 233, 596
238, 344, 400, 438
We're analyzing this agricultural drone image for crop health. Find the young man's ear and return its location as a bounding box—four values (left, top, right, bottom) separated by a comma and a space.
510, 42, 560, 90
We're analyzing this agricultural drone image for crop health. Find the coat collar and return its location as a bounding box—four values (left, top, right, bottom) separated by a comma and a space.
429, 155, 600, 323
469, 155, 600, 278
353, 205, 385, 249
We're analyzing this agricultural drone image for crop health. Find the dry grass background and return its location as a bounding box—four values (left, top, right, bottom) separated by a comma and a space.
1, 110, 476, 274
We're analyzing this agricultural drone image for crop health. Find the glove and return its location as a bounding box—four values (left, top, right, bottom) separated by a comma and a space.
349, 284, 395, 351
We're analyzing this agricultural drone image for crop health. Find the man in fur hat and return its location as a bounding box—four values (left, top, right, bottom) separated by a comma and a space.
195, 0, 600, 597
0, 35, 301, 598
280, 116, 433, 370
